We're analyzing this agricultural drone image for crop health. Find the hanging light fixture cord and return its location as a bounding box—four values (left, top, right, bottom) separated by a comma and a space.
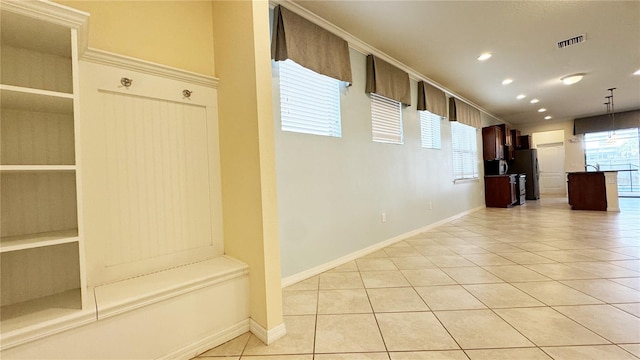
606, 87, 616, 139
608, 88, 616, 129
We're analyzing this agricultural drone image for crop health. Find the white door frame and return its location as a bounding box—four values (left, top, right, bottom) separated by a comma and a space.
533, 130, 566, 197
537, 142, 566, 196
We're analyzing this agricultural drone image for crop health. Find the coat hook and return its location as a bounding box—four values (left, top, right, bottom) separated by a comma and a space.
182, 89, 193, 98
120, 77, 133, 88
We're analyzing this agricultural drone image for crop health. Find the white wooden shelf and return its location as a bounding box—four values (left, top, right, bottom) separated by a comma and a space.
0, 165, 76, 173
0, 289, 81, 331
0, 85, 73, 114
0, 229, 79, 253
0, 288, 95, 350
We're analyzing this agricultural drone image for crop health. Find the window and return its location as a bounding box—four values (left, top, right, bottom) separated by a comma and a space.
451, 121, 479, 180
279, 59, 342, 137
584, 128, 640, 195
371, 93, 403, 144
419, 111, 442, 149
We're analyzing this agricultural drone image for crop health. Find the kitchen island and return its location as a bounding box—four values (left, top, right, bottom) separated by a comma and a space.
567, 171, 619, 211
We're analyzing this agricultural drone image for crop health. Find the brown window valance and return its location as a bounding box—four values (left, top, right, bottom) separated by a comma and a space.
574, 109, 640, 134
417, 81, 447, 117
365, 55, 411, 106
449, 97, 481, 128
271, 5, 352, 83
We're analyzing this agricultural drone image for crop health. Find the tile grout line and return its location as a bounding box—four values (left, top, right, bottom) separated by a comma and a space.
426, 231, 544, 354
399, 241, 475, 356
357, 263, 391, 357
438, 228, 589, 352
269, 198, 639, 359
238, 332, 250, 360
312, 273, 320, 359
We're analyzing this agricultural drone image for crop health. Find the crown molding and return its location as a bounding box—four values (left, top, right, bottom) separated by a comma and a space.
81, 48, 219, 88
1, 0, 90, 53
270, 0, 502, 123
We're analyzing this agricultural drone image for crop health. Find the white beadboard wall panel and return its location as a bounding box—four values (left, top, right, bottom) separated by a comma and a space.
99, 91, 212, 267
79, 59, 223, 285
0, 172, 78, 238
0, 109, 75, 165
0, 45, 73, 94
1, 242, 80, 306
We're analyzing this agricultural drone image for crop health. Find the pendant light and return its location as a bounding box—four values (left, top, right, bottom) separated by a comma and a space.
606, 88, 617, 144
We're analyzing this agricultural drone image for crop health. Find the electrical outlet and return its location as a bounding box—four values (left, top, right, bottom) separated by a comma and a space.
381, 212, 387, 223
429, 201, 433, 210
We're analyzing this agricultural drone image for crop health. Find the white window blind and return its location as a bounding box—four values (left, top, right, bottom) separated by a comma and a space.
279, 59, 342, 137
451, 121, 479, 180
419, 111, 442, 149
371, 93, 403, 144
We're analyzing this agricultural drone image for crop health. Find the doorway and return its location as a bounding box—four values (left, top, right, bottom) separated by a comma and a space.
533, 130, 566, 196
538, 143, 566, 196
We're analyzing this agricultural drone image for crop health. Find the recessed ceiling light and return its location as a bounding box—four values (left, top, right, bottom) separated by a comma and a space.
561, 73, 585, 85
516, 94, 526, 100
530, 99, 540, 104
544, 116, 552, 120
502, 78, 513, 85
477, 53, 492, 61
538, 108, 547, 112
634, 69, 640, 75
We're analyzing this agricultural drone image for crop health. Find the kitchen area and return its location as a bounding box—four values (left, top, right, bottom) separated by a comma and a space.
482, 123, 637, 212
482, 124, 539, 208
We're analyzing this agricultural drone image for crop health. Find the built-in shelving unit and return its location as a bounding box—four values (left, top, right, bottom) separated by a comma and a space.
0, 0, 89, 350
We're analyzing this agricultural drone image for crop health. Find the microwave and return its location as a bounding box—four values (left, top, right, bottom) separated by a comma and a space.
484, 159, 509, 175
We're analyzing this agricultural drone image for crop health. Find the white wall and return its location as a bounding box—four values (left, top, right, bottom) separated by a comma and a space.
533, 129, 565, 146
273, 49, 485, 278
518, 119, 585, 172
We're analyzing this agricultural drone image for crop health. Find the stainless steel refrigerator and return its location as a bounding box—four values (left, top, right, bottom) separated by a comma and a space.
510, 149, 540, 200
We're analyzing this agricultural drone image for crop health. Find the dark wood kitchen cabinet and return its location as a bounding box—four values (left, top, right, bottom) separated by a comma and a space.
511, 129, 521, 149
482, 126, 504, 160
567, 172, 607, 211
498, 124, 512, 147
498, 124, 514, 160
484, 175, 517, 208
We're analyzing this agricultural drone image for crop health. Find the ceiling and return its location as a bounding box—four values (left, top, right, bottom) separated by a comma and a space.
290, 0, 640, 126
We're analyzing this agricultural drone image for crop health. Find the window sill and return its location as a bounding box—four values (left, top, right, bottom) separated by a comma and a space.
453, 177, 479, 184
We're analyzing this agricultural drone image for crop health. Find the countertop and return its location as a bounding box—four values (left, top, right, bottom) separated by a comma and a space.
484, 173, 525, 178
566, 170, 618, 174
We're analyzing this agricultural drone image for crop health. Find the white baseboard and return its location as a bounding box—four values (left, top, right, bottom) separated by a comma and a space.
249, 319, 287, 345
159, 319, 250, 360
281, 205, 484, 288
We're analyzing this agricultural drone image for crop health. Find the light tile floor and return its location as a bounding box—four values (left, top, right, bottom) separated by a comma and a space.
196, 197, 640, 359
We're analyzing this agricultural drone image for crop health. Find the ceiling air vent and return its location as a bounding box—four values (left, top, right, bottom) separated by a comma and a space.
557, 34, 586, 49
